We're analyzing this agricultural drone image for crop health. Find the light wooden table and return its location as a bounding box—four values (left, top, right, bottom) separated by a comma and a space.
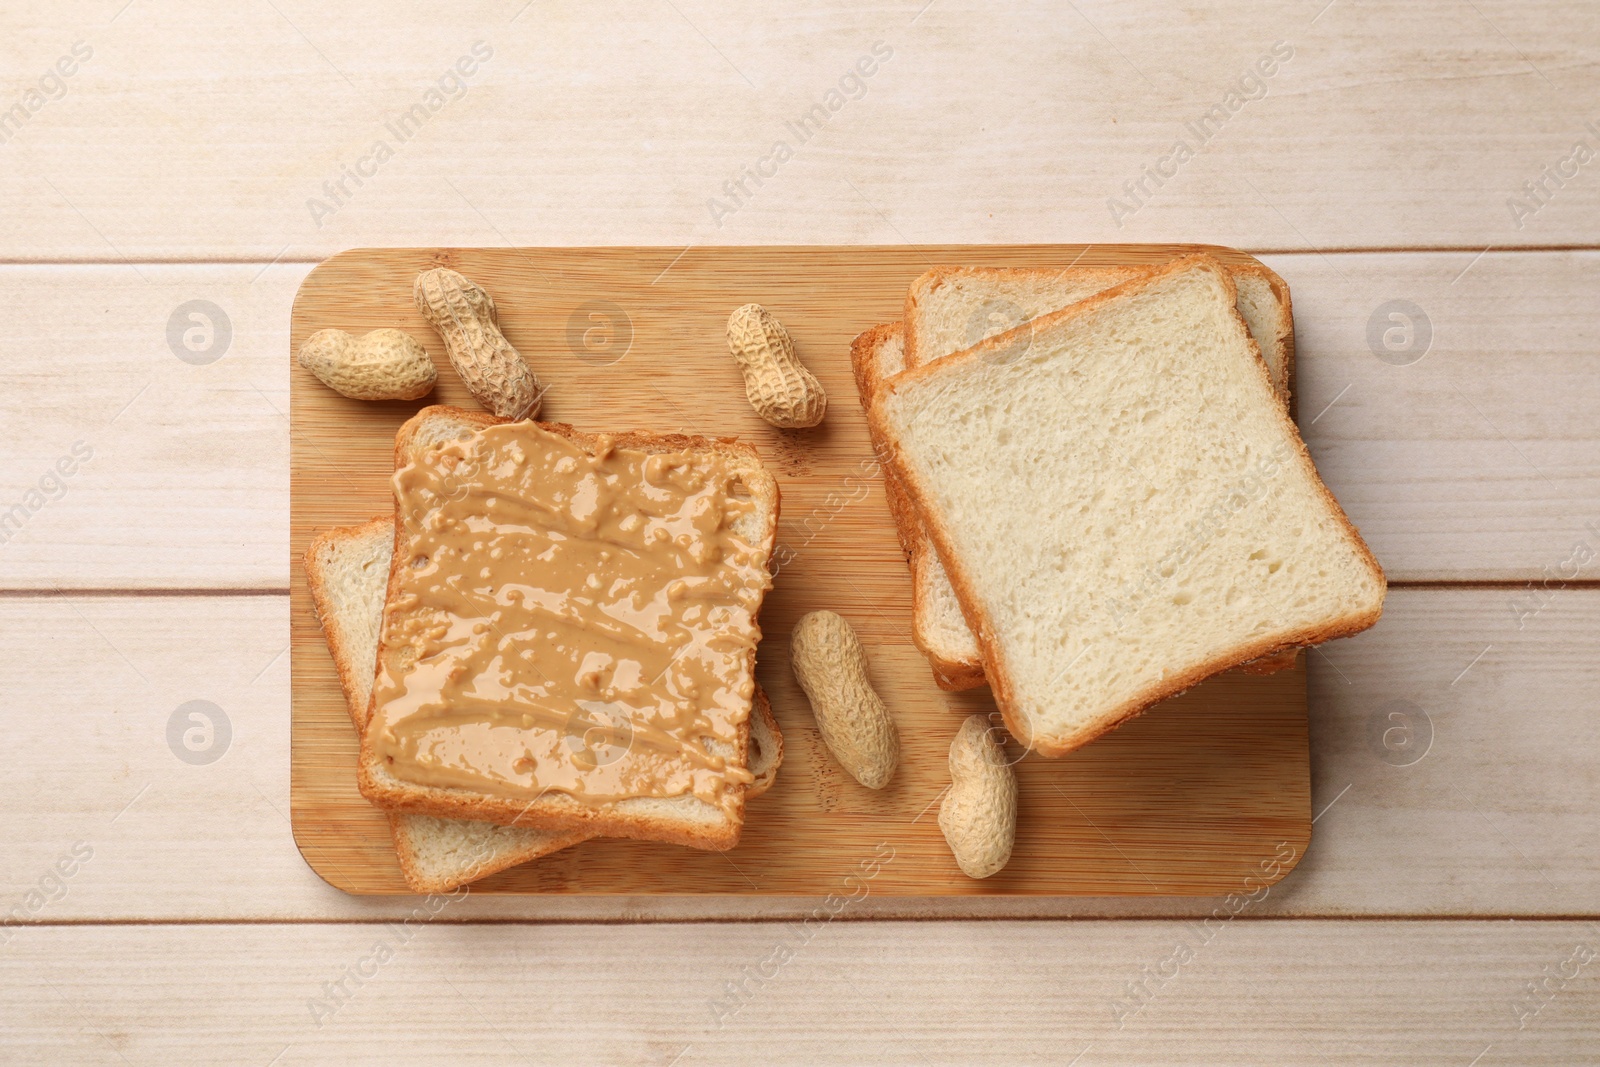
2, 2, 1597, 1063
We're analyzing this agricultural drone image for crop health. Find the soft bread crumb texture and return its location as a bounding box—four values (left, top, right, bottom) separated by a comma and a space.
896, 264, 1294, 686
919, 565, 980, 663
908, 265, 1287, 390
907, 267, 1144, 370
881, 260, 1383, 752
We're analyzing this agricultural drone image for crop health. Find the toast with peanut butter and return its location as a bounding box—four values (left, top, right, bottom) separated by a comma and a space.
356, 406, 780, 852
306, 515, 784, 891
306, 516, 591, 891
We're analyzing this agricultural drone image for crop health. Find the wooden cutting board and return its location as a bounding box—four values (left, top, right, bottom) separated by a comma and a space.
290, 245, 1310, 896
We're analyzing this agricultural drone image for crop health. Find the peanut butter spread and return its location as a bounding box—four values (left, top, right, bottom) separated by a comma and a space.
368, 422, 769, 813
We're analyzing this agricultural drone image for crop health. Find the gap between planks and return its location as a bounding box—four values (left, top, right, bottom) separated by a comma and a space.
0, 245, 1597, 269
0, 587, 290, 599
11, 913, 1600, 927
0, 579, 1566, 600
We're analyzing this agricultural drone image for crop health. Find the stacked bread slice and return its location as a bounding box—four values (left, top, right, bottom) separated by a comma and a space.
305, 406, 783, 890
861, 255, 1384, 756
856, 260, 1299, 691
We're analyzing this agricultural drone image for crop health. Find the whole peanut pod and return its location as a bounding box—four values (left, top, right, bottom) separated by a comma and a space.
727, 303, 826, 428
790, 610, 897, 788
938, 715, 1017, 879
414, 268, 543, 419
296, 328, 436, 401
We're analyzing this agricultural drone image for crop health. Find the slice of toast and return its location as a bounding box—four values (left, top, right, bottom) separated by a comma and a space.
357, 406, 779, 851
305, 517, 589, 893
871, 255, 1384, 757
306, 517, 784, 892
903, 262, 1295, 405
850, 323, 985, 690
903, 265, 1146, 368
746, 687, 783, 797
877, 260, 1298, 688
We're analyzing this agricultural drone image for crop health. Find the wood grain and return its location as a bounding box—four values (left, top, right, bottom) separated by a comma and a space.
3, 587, 1596, 920
6, 251, 1598, 589
0, 263, 293, 589
288, 244, 1310, 895
4, 921, 1596, 1065
1293, 250, 1600, 582
3, 2, 1597, 257
2, 3, 1597, 1055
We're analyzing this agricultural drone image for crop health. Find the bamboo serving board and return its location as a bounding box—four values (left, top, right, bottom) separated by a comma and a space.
290, 245, 1310, 896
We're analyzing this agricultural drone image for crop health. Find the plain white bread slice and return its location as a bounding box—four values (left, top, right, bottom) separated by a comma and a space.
904, 266, 1145, 369
1230, 264, 1295, 408
871, 255, 1385, 757
306, 516, 784, 891
890, 261, 1298, 687
850, 323, 985, 690
903, 262, 1295, 405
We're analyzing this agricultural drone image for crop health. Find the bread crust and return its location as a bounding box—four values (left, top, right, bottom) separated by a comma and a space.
306, 515, 594, 890
849, 323, 918, 565
902, 264, 1148, 370
924, 647, 986, 691
385, 815, 590, 894
1238, 648, 1300, 675
389, 686, 782, 892
847, 321, 904, 408
357, 406, 780, 851
895, 261, 1295, 690
303, 514, 395, 733
872, 255, 1385, 757
1229, 259, 1296, 414
850, 323, 987, 691
746, 686, 782, 798
311, 512, 784, 890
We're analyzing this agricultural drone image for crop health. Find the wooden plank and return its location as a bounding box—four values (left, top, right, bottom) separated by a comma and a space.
0, 263, 295, 589
289, 245, 1310, 896
1, 3, 1596, 258
4, 250, 1597, 589
1, 921, 1595, 1064
2, 587, 1596, 919
1297, 586, 1600, 916
1291, 250, 1600, 582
